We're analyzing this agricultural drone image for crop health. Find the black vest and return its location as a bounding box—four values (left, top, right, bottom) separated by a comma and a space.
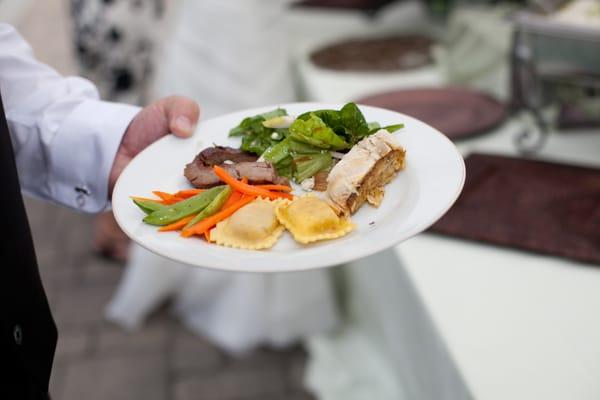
0, 94, 57, 399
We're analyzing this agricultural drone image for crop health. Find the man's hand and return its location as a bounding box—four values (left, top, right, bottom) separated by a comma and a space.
108, 96, 200, 195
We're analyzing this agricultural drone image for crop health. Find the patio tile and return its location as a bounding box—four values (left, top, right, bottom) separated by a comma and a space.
61, 353, 167, 400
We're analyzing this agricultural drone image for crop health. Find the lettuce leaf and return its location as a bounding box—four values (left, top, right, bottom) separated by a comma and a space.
229, 108, 287, 137
288, 114, 350, 150
293, 153, 332, 183
262, 138, 291, 164
230, 108, 288, 155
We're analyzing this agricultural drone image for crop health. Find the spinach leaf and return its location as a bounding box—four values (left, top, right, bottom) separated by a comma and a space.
367, 121, 380, 131
367, 123, 405, 135
230, 108, 288, 155
339, 102, 369, 142
288, 114, 350, 151
382, 124, 404, 133
229, 108, 287, 137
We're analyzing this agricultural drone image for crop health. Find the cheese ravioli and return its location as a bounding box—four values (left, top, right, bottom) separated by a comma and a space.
275, 195, 354, 244
211, 198, 284, 250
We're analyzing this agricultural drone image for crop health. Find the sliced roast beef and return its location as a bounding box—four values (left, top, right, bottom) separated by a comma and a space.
197, 146, 257, 165
184, 146, 289, 188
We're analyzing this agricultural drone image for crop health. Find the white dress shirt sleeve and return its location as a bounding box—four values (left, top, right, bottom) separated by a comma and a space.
0, 23, 141, 213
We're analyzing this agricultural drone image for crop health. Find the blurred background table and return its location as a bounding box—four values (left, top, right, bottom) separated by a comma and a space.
289, 4, 600, 398
306, 118, 600, 400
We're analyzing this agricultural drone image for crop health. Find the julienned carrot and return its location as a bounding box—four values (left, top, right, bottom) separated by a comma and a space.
174, 189, 205, 198
158, 215, 197, 232
222, 190, 243, 209
204, 230, 211, 242
256, 184, 292, 192
213, 166, 293, 200
152, 191, 178, 200
153, 191, 185, 204
181, 195, 255, 238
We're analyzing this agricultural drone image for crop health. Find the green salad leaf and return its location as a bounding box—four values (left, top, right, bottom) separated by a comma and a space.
367, 123, 405, 135
229, 108, 288, 155
229, 108, 287, 137
339, 102, 369, 142
293, 153, 332, 183
382, 124, 404, 133
288, 114, 350, 151
261, 138, 291, 164
228, 103, 403, 183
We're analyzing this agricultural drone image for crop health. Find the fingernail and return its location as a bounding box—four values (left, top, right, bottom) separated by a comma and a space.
174, 116, 194, 136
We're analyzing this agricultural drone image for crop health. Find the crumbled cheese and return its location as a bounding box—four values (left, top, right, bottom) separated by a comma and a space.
223, 160, 234, 165
271, 132, 280, 140
301, 177, 315, 191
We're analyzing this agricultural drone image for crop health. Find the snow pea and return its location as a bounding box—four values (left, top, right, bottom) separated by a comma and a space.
143, 186, 225, 226
133, 198, 167, 214
183, 186, 232, 230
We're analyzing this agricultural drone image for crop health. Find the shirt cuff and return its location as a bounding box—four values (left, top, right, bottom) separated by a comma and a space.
49, 99, 141, 213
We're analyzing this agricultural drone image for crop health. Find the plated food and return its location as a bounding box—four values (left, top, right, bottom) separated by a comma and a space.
113, 102, 466, 271
131, 103, 406, 251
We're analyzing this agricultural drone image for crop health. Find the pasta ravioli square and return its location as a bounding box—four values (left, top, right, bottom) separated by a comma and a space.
210, 198, 285, 250
276, 195, 355, 244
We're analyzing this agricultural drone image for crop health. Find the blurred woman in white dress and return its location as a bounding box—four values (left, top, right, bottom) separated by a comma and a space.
106, 0, 340, 354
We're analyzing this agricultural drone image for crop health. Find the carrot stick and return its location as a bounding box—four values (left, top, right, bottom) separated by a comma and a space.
213, 166, 292, 200
204, 230, 211, 242
174, 189, 205, 198
222, 190, 243, 209
158, 215, 197, 232
256, 184, 292, 192
152, 191, 185, 205
153, 191, 177, 200
181, 195, 255, 237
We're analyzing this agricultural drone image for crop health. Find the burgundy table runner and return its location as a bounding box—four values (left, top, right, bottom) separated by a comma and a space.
430, 153, 600, 265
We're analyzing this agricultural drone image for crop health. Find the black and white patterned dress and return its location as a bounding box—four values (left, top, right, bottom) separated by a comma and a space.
70, 0, 165, 104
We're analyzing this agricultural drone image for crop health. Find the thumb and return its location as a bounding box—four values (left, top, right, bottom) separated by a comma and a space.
160, 95, 200, 138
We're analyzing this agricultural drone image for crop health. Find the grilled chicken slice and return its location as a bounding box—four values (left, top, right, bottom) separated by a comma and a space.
326, 130, 405, 215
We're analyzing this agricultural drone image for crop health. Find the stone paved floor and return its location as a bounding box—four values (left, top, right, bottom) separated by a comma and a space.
15, 1, 315, 398
25, 199, 315, 400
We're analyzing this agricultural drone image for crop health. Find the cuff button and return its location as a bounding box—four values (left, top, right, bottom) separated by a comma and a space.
13, 325, 23, 345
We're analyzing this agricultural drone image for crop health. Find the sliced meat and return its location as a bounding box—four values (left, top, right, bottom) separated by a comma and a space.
185, 146, 289, 188
197, 146, 257, 165
184, 162, 222, 188
235, 162, 283, 185
185, 160, 289, 188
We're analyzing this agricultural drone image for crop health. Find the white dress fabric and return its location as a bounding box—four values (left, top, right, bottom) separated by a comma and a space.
106, 0, 339, 355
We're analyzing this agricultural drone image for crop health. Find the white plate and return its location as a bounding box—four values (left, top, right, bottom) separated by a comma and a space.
112, 103, 465, 273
